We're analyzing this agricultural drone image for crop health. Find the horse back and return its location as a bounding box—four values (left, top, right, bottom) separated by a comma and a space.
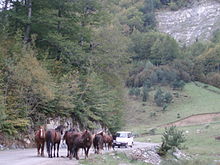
45, 129, 56, 143
93, 134, 104, 148
73, 131, 92, 148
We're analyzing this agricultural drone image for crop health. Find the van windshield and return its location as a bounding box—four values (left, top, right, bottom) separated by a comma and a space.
116, 132, 128, 138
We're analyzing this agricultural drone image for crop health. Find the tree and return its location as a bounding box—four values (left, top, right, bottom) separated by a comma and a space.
158, 126, 186, 155
130, 31, 180, 64
150, 35, 180, 65
24, 0, 32, 43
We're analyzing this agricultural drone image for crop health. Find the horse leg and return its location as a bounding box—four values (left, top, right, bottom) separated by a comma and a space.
69, 148, 73, 160
41, 142, 45, 157
105, 143, 108, 150
84, 148, 86, 159
50, 143, 53, 158
75, 148, 79, 160
86, 147, 90, 158
37, 143, 40, 156
57, 142, 60, 157
67, 145, 69, 157
53, 143, 56, 157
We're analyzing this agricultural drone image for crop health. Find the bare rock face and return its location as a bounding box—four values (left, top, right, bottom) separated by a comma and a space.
156, 0, 220, 46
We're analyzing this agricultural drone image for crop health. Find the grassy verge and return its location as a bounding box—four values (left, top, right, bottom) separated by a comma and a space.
134, 122, 220, 161
79, 152, 150, 165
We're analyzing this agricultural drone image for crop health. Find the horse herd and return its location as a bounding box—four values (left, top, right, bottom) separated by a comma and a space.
35, 125, 114, 160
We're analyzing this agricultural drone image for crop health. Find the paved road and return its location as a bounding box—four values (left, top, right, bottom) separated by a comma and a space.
0, 142, 158, 165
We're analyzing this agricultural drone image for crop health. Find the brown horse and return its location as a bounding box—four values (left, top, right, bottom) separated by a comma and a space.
93, 132, 104, 154
35, 126, 45, 157
70, 130, 93, 160
45, 125, 65, 158
103, 133, 113, 150
63, 128, 76, 157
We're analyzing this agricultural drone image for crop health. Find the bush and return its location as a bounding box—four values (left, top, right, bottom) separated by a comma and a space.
157, 126, 186, 156
142, 86, 149, 102
154, 89, 164, 106
164, 92, 173, 103
172, 80, 185, 90
169, 2, 178, 11
134, 88, 141, 97
154, 89, 173, 107
206, 73, 220, 88
129, 88, 136, 96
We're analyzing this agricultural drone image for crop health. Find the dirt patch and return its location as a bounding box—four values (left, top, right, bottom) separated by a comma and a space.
160, 112, 220, 127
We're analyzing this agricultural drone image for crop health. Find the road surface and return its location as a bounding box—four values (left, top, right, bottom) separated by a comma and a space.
0, 142, 158, 165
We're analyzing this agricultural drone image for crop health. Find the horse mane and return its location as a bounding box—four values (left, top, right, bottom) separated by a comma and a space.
97, 131, 104, 136
55, 125, 65, 135
55, 125, 64, 131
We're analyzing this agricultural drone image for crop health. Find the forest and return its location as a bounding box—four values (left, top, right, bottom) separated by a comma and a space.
0, 0, 220, 138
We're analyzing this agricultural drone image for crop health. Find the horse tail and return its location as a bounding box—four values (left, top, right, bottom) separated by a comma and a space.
46, 131, 52, 157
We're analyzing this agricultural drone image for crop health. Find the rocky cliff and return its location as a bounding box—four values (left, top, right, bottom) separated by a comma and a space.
156, 0, 220, 46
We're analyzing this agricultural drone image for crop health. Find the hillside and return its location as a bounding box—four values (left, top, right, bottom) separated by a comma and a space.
123, 82, 220, 133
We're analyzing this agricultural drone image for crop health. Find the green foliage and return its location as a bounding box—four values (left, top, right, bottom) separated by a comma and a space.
158, 126, 186, 155
0, 0, 128, 136
129, 88, 136, 96
130, 31, 180, 65
154, 89, 173, 107
142, 86, 149, 102
126, 64, 182, 88
172, 80, 185, 90
164, 92, 173, 103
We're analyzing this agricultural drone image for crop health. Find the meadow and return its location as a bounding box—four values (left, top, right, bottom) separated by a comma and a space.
123, 82, 220, 161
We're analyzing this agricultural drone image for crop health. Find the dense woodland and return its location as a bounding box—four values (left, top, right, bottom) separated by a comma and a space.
0, 0, 220, 138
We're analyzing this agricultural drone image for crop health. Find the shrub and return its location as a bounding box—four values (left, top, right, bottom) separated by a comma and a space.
206, 73, 220, 88
164, 92, 173, 103
150, 112, 156, 117
157, 126, 186, 156
134, 88, 141, 97
154, 89, 165, 106
129, 88, 136, 96
142, 86, 149, 102
172, 80, 185, 90
154, 89, 173, 107
169, 2, 178, 11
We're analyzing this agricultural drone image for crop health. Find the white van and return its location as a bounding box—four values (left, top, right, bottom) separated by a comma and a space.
113, 131, 134, 148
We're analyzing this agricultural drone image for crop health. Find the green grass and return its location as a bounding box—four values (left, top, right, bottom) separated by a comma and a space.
123, 82, 220, 134
122, 82, 220, 161
80, 152, 150, 165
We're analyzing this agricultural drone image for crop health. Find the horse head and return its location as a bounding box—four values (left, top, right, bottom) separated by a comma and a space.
37, 125, 45, 139
55, 125, 65, 135
82, 130, 92, 142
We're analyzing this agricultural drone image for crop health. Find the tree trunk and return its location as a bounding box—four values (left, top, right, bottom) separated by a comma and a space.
24, 0, 32, 43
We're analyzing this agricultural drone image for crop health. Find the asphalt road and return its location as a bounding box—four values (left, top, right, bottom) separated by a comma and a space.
0, 142, 158, 165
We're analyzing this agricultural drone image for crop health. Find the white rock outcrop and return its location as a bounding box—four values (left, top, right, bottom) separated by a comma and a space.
156, 0, 220, 46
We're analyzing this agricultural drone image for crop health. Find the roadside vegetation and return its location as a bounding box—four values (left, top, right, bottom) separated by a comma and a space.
80, 152, 149, 165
